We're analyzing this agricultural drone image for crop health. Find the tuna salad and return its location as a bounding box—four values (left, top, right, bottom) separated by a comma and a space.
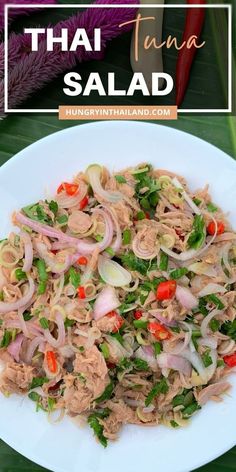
0, 163, 235, 447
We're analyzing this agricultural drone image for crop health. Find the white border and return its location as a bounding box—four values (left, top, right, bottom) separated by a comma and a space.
4, 3, 232, 114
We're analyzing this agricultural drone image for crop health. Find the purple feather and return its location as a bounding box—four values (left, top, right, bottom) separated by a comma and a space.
0, 0, 138, 112
0, 0, 57, 32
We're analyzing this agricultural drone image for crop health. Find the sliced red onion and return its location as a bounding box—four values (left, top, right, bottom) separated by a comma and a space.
143, 405, 155, 413
86, 164, 122, 203
176, 285, 198, 310
55, 181, 88, 209
98, 255, 131, 287
163, 322, 192, 355
44, 312, 65, 348
215, 232, 236, 242
149, 311, 177, 327
103, 206, 122, 254
198, 283, 227, 298
15, 212, 79, 245
134, 346, 157, 371
220, 242, 233, 274
20, 231, 33, 272
34, 241, 79, 274
201, 309, 222, 337
25, 336, 45, 364
7, 334, 24, 362
0, 277, 35, 314
157, 352, 192, 376
93, 286, 120, 320
4, 319, 43, 338
187, 262, 217, 278
198, 336, 218, 349
181, 348, 207, 380
18, 309, 29, 337
172, 177, 201, 215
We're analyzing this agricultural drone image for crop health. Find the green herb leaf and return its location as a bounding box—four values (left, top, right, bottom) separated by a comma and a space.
202, 349, 213, 367
115, 175, 126, 184
117, 358, 132, 371
206, 202, 218, 213
48, 200, 58, 215
207, 294, 225, 310
64, 318, 76, 329
15, 269, 27, 281
136, 211, 146, 221
28, 391, 41, 402
159, 252, 169, 271
170, 420, 179, 428
193, 198, 202, 207
69, 267, 81, 289
30, 377, 49, 390
121, 252, 150, 276
209, 319, 220, 332
133, 358, 149, 371
23, 204, 53, 225
39, 317, 49, 329
145, 378, 169, 407
169, 267, 189, 280
220, 320, 236, 341
37, 281, 47, 295
153, 341, 162, 356
198, 298, 209, 316
188, 215, 205, 250
47, 397, 56, 412
87, 410, 110, 448
96, 381, 114, 403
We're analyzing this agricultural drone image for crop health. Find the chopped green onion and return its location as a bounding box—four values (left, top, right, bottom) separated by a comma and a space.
169, 267, 188, 280
100, 343, 110, 359
37, 281, 47, 295
198, 298, 209, 316
140, 197, 151, 211
182, 402, 201, 419
159, 252, 169, 271
39, 317, 49, 330
28, 391, 41, 402
137, 211, 146, 221
133, 320, 148, 329
56, 215, 68, 225
47, 397, 56, 412
105, 247, 115, 257
36, 259, 48, 282
64, 318, 76, 329
217, 359, 225, 367
0, 330, 12, 348
122, 229, 131, 245
15, 269, 27, 281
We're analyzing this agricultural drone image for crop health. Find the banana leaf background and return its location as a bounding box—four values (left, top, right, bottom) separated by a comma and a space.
0, 0, 236, 470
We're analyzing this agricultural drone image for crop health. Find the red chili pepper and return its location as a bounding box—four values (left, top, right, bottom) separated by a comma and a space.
148, 322, 172, 341
57, 182, 78, 196
176, 0, 206, 106
78, 286, 86, 299
207, 221, 225, 236
145, 212, 150, 220
107, 311, 124, 333
223, 353, 236, 368
51, 250, 58, 255
156, 280, 177, 301
79, 196, 89, 210
175, 228, 185, 241
134, 310, 143, 320
46, 351, 57, 374
77, 256, 88, 266
107, 362, 116, 369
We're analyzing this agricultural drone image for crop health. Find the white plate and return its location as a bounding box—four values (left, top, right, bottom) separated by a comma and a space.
0, 121, 236, 472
